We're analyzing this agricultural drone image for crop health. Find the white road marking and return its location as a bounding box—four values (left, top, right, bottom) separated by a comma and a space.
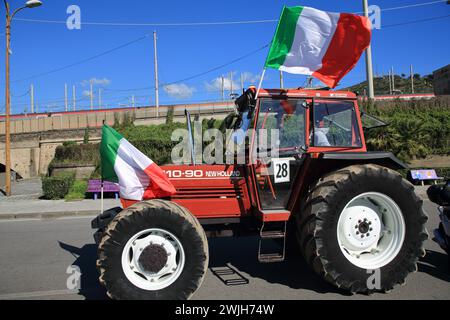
0, 289, 79, 299
0, 215, 96, 223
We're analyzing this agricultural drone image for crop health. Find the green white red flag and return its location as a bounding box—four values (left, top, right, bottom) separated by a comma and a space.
265, 6, 371, 88
100, 124, 176, 201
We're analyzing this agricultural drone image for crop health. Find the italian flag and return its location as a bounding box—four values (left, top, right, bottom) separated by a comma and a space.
100, 125, 176, 201
265, 6, 371, 88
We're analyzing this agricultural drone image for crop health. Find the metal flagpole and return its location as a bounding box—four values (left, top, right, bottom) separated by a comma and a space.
100, 179, 104, 214
255, 68, 267, 100
100, 120, 105, 214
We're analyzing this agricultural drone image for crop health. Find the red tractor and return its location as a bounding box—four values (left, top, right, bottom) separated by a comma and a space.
92, 88, 428, 299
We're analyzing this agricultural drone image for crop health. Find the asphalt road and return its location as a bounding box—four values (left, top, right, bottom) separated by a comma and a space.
0, 200, 448, 300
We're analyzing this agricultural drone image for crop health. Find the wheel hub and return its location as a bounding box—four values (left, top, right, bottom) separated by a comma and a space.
337, 192, 406, 269
357, 220, 370, 234
138, 244, 168, 273
340, 205, 382, 252
121, 228, 185, 291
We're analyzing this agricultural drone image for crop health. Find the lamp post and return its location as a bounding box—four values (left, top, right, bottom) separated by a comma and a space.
3, 0, 42, 196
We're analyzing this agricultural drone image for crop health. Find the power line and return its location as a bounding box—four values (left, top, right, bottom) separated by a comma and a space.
15, 18, 277, 26
13, 0, 449, 27
10, 34, 150, 83
381, 14, 450, 29
376, 0, 448, 13
104, 43, 269, 93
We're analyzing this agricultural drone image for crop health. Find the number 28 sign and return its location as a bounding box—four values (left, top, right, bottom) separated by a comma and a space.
272, 158, 293, 184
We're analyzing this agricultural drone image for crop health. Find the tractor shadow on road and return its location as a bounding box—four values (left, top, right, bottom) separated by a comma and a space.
58, 242, 108, 300
207, 236, 349, 296
418, 250, 450, 282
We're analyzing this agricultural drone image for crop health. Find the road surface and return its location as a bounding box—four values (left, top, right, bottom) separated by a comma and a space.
0, 200, 448, 300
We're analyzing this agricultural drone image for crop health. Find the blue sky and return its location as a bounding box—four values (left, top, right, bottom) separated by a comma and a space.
1, 0, 449, 114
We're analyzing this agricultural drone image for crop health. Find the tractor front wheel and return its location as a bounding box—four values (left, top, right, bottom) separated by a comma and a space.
97, 199, 208, 300
296, 164, 428, 293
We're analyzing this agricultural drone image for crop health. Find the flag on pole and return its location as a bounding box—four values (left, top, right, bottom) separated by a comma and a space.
100, 125, 176, 201
265, 6, 371, 88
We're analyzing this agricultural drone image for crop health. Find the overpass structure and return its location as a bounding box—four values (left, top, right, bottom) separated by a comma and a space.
0, 101, 235, 185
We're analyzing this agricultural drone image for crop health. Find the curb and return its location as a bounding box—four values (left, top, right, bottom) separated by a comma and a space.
0, 210, 100, 221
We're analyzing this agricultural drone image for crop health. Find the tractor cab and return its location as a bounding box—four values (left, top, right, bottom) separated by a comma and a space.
230, 88, 365, 212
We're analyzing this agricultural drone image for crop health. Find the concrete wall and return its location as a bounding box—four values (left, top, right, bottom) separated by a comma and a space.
0, 129, 102, 180
0, 102, 234, 135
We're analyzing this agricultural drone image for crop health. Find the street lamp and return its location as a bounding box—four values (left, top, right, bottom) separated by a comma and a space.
3, 0, 42, 196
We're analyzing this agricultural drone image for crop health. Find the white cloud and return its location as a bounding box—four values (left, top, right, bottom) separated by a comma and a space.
205, 72, 261, 93
205, 77, 239, 92
241, 72, 260, 84
81, 77, 111, 87
163, 83, 195, 99
82, 90, 93, 98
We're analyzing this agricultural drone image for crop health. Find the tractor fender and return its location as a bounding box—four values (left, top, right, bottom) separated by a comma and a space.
319, 151, 408, 170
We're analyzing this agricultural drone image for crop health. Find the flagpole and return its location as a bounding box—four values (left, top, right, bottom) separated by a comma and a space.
101, 120, 105, 214
100, 180, 104, 213
255, 68, 267, 100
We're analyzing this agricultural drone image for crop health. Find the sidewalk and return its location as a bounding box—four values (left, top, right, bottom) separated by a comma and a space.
0, 198, 121, 220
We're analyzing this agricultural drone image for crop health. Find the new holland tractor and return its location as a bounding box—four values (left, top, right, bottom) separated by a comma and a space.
92, 87, 428, 299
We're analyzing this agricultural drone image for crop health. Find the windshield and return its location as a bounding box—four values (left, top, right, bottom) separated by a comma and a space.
256, 99, 306, 154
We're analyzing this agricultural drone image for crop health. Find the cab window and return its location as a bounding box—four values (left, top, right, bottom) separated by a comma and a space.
256, 99, 306, 154
312, 100, 362, 148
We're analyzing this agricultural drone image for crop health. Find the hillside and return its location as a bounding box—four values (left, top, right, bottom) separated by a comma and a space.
343, 74, 434, 95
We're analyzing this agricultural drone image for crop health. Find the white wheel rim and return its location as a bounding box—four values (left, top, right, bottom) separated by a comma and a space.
121, 228, 185, 291
337, 192, 405, 269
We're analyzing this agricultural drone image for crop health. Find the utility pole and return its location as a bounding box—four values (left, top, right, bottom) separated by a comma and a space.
279, 70, 284, 89
4, 2, 12, 195
131, 95, 135, 108
410, 64, 414, 94
388, 69, 392, 94
221, 75, 224, 101
240, 73, 244, 92
153, 31, 159, 117
72, 85, 76, 111
391, 66, 395, 93
98, 88, 102, 109
229, 72, 233, 98
3, 0, 42, 196
363, 0, 375, 100
30, 84, 34, 113
90, 80, 93, 110
64, 83, 68, 112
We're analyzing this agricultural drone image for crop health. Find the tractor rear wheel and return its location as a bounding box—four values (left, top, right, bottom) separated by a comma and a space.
97, 199, 208, 300
296, 164, 428, 293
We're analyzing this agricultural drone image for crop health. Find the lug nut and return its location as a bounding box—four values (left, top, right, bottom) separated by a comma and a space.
356, 231, 359, 235
358, 220, 362, 223
361, 234, 364, 238
367, 233, 370, 236
368, 221, 372, 225
369, 228, 373, 231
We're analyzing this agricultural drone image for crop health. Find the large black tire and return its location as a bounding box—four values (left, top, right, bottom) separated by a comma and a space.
97, 199, 208, 300
296, 164, 428, 293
